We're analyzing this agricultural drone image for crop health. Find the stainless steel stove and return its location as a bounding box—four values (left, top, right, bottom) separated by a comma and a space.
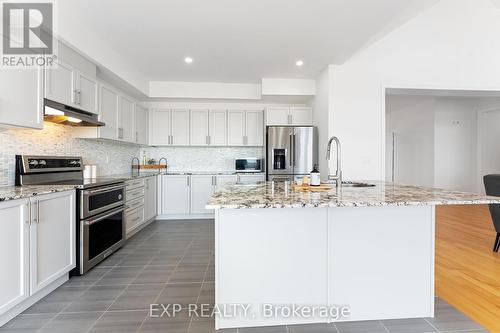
16, 155, 127, 275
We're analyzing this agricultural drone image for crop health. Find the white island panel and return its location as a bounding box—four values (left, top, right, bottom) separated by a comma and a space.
216, 207, 328, 329
328, 205, 435, 322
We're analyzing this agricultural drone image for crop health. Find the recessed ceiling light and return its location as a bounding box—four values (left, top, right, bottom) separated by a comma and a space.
295, 60, 304, 67
184, 57, 193, 64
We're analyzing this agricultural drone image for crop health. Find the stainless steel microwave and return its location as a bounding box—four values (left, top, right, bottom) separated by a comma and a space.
235, 158, 262, 172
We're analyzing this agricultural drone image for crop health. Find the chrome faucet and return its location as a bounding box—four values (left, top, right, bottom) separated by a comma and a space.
326, 136, 342, 187
158, 157, 167, 174
131, 157, 140, 175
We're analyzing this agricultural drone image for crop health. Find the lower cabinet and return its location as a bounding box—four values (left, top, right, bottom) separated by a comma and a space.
125, 176, 157, 237
161, 175, 191, 215
30, 191, 75, 294
190, 175, 215, 214
0, 199, 30, 317
144, 176, 157, 221
237, 174, 266, 183
158, 173, 265, 218
0, 190, 75, 325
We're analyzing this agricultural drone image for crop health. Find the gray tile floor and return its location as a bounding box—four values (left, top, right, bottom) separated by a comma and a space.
0, 220, 489, 333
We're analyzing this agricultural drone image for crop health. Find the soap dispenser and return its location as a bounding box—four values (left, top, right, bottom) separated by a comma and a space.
310, 164, 321, 186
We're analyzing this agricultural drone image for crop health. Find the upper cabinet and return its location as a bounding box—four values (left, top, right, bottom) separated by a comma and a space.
228, 110, 264, 146
266, 107, 312, 126
135, 105, 149, 145
97, 83, 119, 140
45, 42, 98, 115
0, 67, 44, 129
75, 72, 98, 114
190, 109, 227, 146
209, 110, 227, 146
149, 109, 190, 146
151, 109, 263, 147
118, 96, 135, 142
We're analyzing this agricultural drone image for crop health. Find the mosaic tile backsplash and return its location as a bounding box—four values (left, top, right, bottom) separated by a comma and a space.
0, 122, 264, 187
144, 146, 263, 172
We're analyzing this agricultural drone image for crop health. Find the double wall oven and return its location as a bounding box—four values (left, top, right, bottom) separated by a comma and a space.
16, 155, 127, 275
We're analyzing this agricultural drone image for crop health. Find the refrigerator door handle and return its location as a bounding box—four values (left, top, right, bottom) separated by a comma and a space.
289, 134, 293, 167
293, 134, 296, 167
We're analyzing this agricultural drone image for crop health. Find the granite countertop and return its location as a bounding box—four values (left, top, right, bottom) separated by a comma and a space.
206, 181, 500, 209
106, 170, 262, 179
0, 185, 78, 202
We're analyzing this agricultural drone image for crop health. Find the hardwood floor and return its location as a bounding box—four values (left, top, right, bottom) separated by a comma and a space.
436, 204, 500, 332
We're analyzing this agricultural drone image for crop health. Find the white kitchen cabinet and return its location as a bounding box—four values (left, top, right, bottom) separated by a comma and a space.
227, 110, 246, 146
245, 110, 264, 146
29, 191, 75, 294
227, 110, 264, 146
0, 67, 44, 129
209, 110, 227, 146
126, 207, 144, 235
266, 107, 290, 125
290, 107, 313, 125
215, 175, 238, 191
144, 176, 157, 221
161, 175, 190, 215
118, 96, 135, 142
97, 83, 119, 140
0, 199, 30, 316
190, 175, 215, 214
190, 109, 209, 146
75, 72, 98, 115
237, 173, 266, 184
45, 60, 75, 107
150, 110, 171, 145
266, 107, 312, 125
135, 105, 149, 145
171, 109, 190, 146
149, 109, 190, 146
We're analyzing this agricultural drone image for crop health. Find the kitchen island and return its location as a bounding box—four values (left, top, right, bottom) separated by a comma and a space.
206, 181, 500, 329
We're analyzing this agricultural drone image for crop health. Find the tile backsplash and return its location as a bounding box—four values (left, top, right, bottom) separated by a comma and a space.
0, 122, 264, 187
0, 122, 141, 186
144, 146, 263, 172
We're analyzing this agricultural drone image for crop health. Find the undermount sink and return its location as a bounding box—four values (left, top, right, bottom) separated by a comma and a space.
341, 181, 376, 188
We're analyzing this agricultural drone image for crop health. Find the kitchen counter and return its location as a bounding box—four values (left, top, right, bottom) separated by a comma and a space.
207, 181, 500, 209
0, 185, 78, 202
211, 181, 500, 329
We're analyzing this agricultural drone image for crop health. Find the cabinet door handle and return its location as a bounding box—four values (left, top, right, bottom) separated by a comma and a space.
206, 135, 209, 145
170, 135, 173, 145
74, 89, 78, 105
78, 90, 82, 105
187, 176, 190, 186
208, 135, 211, 145
136, 131, 138, 142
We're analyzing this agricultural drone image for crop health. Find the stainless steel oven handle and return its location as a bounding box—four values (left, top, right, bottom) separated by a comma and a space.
83, 184, 125, 195
84, 206, 125, 226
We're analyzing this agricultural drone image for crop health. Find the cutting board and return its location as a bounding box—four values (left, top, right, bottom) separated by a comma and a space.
292, 183, 333, 192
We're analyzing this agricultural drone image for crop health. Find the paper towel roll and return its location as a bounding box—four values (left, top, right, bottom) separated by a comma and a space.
83, 165, 92, 179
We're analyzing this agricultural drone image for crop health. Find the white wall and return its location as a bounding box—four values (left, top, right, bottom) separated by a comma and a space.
311, 67, 332, 179
434, 98, 478, 192
329, 0, 500, 181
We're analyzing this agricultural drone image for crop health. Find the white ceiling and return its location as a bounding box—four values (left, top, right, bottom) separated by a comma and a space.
59, 0, 437, 83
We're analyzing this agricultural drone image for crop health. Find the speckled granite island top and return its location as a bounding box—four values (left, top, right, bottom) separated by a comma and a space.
0, 185, 77, 202
206, 181, 500, 209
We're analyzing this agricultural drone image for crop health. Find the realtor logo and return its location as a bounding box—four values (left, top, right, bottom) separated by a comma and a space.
2, 1, 56, 67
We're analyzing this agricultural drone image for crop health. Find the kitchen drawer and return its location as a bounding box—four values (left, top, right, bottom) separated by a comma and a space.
126, 206, 144, 233
126, 178, 145, 191
126, 187, 145, 202
126, 196, 144, 213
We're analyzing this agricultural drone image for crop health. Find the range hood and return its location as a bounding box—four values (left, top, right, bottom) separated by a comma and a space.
44, 99, 105, 127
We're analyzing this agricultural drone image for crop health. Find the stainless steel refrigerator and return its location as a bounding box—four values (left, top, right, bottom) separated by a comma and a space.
266, 126, 318, 181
